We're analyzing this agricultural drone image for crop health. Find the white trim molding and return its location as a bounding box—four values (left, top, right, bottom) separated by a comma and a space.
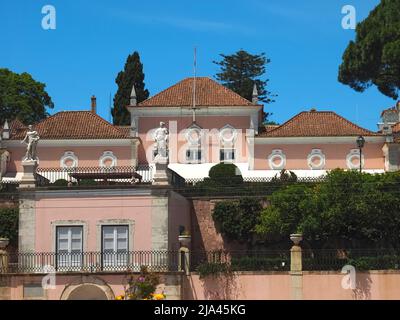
219, 124, 237, 144
268, 149, 286, 170
60, 151, 78, 168
185, 123, 203, 146
255, 136, 386, 145
99, 151, 117, 168
346, 149, 365, 170
307, 149, 326, 170
4, 139, 135, 147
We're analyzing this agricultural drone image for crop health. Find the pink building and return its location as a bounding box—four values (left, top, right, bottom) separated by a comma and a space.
0, 77, 399, 300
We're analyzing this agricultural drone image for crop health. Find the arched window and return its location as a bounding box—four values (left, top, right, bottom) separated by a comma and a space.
307, 149, 326, 170
219, 125, 237, 162
185, 124, 203, 163
268, 150, 286, 170
99, 151, 117, 168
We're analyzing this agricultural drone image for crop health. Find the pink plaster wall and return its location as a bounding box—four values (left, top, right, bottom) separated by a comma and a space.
254, 143, 385, 170
137, 116, 251, 164
8, 274, 174, 300
35, 194, 153, 252
184, 273, 291, 300
7, 145, 133, 172
168, 191, 191, 251
7, 271, 400, 300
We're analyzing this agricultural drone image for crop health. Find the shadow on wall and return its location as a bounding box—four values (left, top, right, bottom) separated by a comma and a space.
353, 273, 372, 300
202, 274, 241, 300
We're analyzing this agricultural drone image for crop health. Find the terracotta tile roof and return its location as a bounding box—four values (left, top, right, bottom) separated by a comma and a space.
9, 112, 129, 140
257, 110, 380, 137
116, 126, 132, 137
138, 77, 255, 107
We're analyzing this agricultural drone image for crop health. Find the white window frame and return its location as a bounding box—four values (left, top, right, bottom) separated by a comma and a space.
60, 151, 78, 168
346, 149, 364, 169
101, 225, 129, 270
56, 226, 83, 271
307, 149, 326, 170
268, 150, 286, 170
220, 148, 236, 162
186, 148, 202, 163
99, 151, 117, 168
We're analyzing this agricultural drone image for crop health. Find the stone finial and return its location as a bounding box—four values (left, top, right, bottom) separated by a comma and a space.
2, 120, 9, 140
252, 83, 258, 105
130, 84, 137, 106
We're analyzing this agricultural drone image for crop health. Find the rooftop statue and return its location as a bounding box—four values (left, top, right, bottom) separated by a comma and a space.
154, 121, 169, 159
21, 125, 40, 161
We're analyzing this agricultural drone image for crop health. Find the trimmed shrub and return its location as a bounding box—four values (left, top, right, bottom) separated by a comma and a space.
208, 163, 243, 185
53, 179, 69, 187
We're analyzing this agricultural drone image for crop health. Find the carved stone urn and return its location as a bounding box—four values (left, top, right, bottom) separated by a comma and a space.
290, 233, 303, 246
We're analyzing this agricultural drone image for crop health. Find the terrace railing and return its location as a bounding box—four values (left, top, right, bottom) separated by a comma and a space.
36, 164, 153, 186
0, 251, 179, 274
191, 250, 290, 272
302, 248, 400, 271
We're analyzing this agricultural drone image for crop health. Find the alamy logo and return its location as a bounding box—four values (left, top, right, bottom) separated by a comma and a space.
41, 265, 56, 289
341, 264, 356, 290
41, 5, 56, 30
341, 5, 356, 30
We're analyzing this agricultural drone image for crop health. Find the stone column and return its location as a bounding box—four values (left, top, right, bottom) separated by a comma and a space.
153, 156, 169, 186
18, 191, 36, 252
290, 234, 303, 300
19, 160, 38, 188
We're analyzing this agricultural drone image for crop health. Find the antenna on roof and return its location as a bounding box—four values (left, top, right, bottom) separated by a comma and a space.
192, 47, 197, 123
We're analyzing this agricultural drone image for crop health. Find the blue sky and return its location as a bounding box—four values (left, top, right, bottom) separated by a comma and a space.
0, 0, 395, 130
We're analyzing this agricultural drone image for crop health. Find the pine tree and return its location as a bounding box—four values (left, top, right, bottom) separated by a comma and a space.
338, 0, 400, 99
112, 52, 149, 125
213, 50, 275, 104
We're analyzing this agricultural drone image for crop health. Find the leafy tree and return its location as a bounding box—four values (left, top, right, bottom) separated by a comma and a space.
338, 0, 400, 99
112, 52, 149, 125
0, 68, 54, 124
213, 50, 276, 107
212, 197, 262, 248
256, 169, 400, 249
0, 208, 19, 246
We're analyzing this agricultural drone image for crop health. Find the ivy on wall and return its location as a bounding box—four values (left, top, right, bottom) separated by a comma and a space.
0, 207, 18, 245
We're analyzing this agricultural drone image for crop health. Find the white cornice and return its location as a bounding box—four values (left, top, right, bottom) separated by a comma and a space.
254, 136, 386, 144
129, 106, 261, 117
3, 139, 135, 147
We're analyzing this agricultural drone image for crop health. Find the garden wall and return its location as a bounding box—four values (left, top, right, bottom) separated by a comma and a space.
0, 272, 182, 300
190, 199, 246, 252
183, 271, 400, 300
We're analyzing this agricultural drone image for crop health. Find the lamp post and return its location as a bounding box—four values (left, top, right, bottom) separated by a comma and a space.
356, 135, 365, 173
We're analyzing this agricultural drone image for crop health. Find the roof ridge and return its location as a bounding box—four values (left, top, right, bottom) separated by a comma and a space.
261, 110, 380, 137
138, 77, 255, 107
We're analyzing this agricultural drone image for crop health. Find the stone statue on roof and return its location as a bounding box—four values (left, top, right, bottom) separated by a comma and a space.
21, 125, 40, 161
154, 121, 169, 159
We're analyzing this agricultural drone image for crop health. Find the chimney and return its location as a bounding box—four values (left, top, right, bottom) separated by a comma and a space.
91, 95, 97, 113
